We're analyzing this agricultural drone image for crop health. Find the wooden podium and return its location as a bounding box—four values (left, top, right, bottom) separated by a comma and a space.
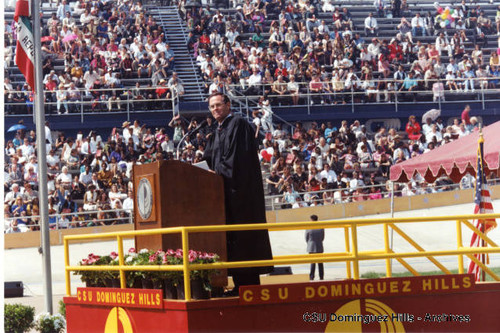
132, 160, 227, 285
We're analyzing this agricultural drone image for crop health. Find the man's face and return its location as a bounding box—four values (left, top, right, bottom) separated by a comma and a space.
209, 95, 231, 123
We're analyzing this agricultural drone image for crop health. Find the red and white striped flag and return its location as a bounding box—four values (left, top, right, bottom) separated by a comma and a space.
14, 0, 35, 91
467, 135, 496, 281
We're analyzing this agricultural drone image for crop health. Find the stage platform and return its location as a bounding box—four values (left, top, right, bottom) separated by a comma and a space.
64, 274, 500, 332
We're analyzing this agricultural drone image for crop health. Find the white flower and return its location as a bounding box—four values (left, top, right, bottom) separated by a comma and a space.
139, 248, 150, 254
125, 256, 134, 263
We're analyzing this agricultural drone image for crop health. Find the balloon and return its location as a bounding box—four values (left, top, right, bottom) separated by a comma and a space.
444, 19, 450, 26
441, 13, 447, 19
437, 7, 443, 13
449, 8, 454, 14
440, 21, 446, 28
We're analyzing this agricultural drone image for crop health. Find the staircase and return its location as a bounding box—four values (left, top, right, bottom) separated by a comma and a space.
147, 6, 205, 103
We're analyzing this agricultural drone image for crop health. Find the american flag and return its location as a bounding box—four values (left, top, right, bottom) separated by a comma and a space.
467, 136, 497, 281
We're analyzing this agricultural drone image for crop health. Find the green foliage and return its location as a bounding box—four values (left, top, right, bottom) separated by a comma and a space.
58, 300, 66, 318
4, 303, 35, 333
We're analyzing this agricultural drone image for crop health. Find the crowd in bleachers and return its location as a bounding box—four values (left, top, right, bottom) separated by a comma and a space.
182, 0, 500, 104
4, 0, 184, 115
6, 103, 495, 233
257, 105, 491, 208
4, 0, 500, 233
4, 118, 182, 233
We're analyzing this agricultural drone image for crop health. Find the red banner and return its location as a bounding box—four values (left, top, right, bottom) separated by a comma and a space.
240, 274, 474, 305
75, 287, 163, 309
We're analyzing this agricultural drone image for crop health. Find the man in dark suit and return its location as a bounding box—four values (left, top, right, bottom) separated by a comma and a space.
203, 92, 273, 296
305, 214, 324, 280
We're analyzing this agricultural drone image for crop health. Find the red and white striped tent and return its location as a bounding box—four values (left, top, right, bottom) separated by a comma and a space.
390, 121, 500, 183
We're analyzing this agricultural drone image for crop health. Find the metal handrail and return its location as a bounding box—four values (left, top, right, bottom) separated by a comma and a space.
64, 213, 500, 300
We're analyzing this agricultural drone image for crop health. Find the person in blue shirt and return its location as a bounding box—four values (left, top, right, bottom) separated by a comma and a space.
290, 34, 304, 50
399, 71, 418, 101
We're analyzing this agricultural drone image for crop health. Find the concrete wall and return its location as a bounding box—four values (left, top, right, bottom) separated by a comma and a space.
4, 224, 134, 249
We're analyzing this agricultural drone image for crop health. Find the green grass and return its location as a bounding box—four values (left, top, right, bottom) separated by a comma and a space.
361, 267, 500, 281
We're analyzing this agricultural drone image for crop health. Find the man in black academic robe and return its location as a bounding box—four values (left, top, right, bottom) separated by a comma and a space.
203, 93, 273, 295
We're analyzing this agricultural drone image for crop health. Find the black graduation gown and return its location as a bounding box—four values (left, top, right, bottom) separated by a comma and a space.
203, 115, 273, 275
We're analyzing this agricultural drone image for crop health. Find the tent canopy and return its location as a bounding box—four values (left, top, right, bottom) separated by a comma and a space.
390, 121, 500, 183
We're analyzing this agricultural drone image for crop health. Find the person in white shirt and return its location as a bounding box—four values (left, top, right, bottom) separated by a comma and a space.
435, 32, 452, 56
79, 165, 93, 186
318, 20, 330, 35
57, 166, 72, 186
411, 13, 427, 36
421, 117, 434, 137
47, 149, 60, 171
44, 121, 53, 152
319, 164, 337, 184
20, 138, 34, 158
161, 135, 175, 154
364, 13, 379, 36
402, 182, 416, 196
225, 26, 239, 45
80, 137, 90, 156
108, 184, 127, 209
425, 124, 443, 144
367, 38, 381, 59
246, 69, 262, 96
122, 190, 134, 212
349, 171, 365, 192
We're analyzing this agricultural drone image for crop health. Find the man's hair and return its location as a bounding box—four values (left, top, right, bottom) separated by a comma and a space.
310, 215, 318, 221
208, 92, 230, 104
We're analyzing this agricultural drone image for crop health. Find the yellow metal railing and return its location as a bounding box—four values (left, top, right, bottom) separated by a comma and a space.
64, 213, 500, 300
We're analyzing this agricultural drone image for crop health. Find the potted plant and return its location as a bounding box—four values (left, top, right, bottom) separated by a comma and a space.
125, 248, 155, 288
73, 253, 105, 287
74, 252, 121, 287
174, 249, 220, 300
33, 312, 66, 333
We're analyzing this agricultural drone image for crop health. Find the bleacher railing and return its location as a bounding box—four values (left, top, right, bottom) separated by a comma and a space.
264, 177, 500, 211
4, 208, 133, 232
4, 77, 499, 118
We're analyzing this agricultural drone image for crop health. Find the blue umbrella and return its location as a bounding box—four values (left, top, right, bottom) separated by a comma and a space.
7, 124, 27, 132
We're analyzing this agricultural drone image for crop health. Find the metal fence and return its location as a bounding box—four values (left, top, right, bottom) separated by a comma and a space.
4, 77, 500, 119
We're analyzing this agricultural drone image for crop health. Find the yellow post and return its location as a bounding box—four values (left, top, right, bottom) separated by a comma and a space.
64, 238, 71, 296
344, 227, 352, 279
181, 229, 191, 300
117, 236, 126, 289
384, 223, 392, 277
457, 220, 465, 274
351, 223, 359, 279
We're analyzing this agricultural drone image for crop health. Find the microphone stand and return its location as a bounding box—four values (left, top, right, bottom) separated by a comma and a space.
176, 120, 207, 160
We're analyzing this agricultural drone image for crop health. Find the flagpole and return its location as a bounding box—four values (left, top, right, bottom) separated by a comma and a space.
479, 125, 486, 282
32, 0, 54, 313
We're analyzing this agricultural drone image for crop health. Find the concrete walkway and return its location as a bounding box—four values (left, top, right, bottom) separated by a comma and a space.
5, 200, 500, 316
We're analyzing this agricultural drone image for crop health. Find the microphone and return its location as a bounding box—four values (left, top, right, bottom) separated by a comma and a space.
176, 120, 208, 160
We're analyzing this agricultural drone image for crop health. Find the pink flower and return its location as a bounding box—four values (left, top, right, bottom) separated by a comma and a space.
128, 248, 136, 253
166, 249, 175, 256
149, 254, 158, 263
110, 252, 118, 260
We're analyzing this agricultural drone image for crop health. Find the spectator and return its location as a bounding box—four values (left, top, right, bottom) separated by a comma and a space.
364, 13, 379, 37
